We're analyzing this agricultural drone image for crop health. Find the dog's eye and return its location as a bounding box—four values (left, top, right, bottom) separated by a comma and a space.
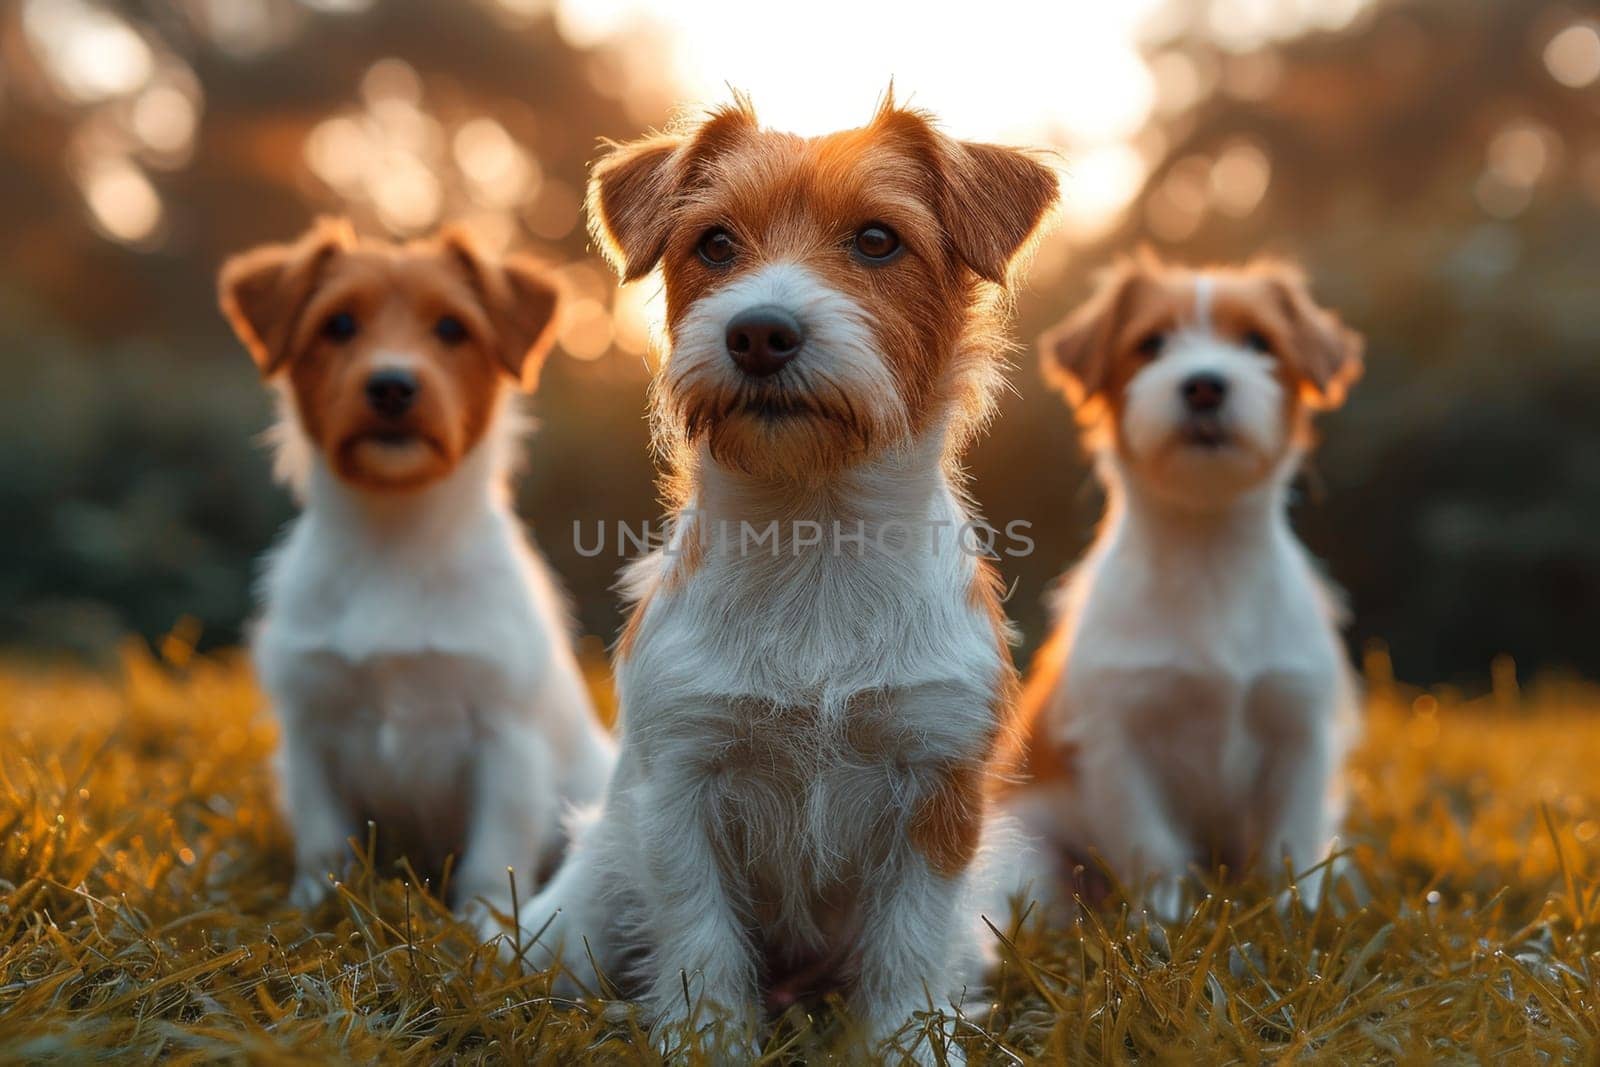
852, 224, 901, 262
697, 228, 737, 267
321, 312, 358, 343
434, 315, 468, 345
1135, 332, 1166, 359
1243, 330, 1273, 354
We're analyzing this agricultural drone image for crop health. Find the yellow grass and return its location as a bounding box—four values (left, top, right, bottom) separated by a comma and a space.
0, 633, 1596, 1063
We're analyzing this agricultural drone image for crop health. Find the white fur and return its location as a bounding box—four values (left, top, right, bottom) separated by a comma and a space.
1193, 273, 1215, 328
1002, 302, 1359, 922
255, 389, 616, 923
516, 268, 1007, 1062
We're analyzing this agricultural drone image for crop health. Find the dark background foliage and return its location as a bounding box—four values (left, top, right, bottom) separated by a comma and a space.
2, 0, 1596, 687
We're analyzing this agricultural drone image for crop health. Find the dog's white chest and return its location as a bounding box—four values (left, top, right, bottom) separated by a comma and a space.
1063, 533, 1342, 816
257, 505, 553, 685
253, 501, 562, 833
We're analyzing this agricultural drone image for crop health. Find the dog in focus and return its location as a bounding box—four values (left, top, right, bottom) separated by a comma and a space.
218, 219, 615, 925
510, 98, 1057, 1062
1002, 253, 1363, 921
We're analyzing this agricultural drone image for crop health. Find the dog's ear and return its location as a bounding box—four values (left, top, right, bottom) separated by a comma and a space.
1263, 265, 1364, 410
871, 105, 1059, 285
218, 218, 352, 375
937, 139, 1060, 284
587, 135, 680, 283
1040, 261, 1146, 409
588, 102, 759, 282
442, 227, 562, 389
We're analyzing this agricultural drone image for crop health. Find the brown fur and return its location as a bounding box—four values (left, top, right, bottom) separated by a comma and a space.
908, 761, 987, 877
1008, 628, 1077, 786
217, 221, 561, 491
969, 557, 1024, 756
614, 587, 651, 662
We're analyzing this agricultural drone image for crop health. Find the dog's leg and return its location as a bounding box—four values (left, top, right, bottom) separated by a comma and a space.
279, 723, 352, 909
456, 725, 556, 935
1079, 747, 1190, 921
1246, 680, 1340, 906
996, 780, 1088, 922
850, 844, 972, 1067
632, 765, 759, 1055
1253, 726, 1336, 905
514, 800, 626, 994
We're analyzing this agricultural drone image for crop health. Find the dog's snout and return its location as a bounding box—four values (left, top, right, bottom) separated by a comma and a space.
725, 305, 804, 378
365, 369, 418, 418
1181, 373, 1228, 413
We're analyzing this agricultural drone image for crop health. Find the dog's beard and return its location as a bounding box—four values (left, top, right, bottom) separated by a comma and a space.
663, 364, 908, 478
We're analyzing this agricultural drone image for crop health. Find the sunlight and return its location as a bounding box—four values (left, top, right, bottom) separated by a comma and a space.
554, 0, 1167, 238
1059, 143, 1149, 237
581, 0, 1163, 144
549, 0, 1376, 235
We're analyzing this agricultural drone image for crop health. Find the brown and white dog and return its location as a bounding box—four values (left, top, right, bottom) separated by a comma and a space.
1002, 253, 1363, 920
510, 100, 1057, 1061
219, 220, 615, 924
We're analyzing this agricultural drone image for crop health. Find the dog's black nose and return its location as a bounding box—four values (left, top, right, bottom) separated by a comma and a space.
365, 369, 418, 418
1181, 372, 1228, 413
725, 306, 804, 378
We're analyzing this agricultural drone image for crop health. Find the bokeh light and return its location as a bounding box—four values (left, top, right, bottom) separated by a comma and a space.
1210, 140, 1272, 217
23, 0, 153, 103
130, 85, 198, 158
1146, 154, 1213, 241
1543, 20, 1600, 89
77, 157, 163, 244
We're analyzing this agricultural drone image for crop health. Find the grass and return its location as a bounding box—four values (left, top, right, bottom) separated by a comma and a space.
0, 632, 1596, 1064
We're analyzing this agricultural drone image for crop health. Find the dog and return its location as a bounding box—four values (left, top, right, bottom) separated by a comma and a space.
218, 219, 616, 925
508, 99, 1057, 1061
1001, 253, 1363, 921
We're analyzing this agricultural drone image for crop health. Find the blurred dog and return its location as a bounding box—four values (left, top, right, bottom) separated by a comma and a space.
218, 219, 615, 925
1002, 253, 1363, 920
510, 99, 1057, 1062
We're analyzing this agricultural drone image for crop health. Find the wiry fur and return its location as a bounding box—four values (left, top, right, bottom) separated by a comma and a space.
1001, 256, 1364, 922
516, 99, 1058, 1062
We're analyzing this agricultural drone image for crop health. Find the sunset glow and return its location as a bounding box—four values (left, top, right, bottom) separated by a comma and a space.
548, 0, 1373, 236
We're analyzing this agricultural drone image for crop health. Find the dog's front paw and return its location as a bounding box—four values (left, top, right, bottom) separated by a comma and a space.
1145, 875, 1186, 925
289, 869, 333, 910
455, 894, 513, 949
867, 1013, 966, 1067
652, 1010, 760, 1066
649, 979, 760, 1065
